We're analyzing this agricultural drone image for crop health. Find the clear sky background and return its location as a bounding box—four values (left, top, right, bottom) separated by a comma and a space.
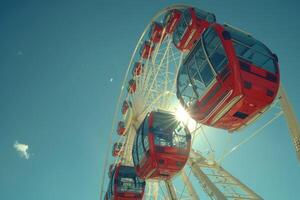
0, 0, 299, 199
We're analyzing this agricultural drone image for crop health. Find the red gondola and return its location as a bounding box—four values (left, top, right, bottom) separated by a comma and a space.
176, 23, 280, 132
117, 121, 126, 135
112, 142, 124, 157
132, 111, 191, 180
149, 22, 165, 43
121, 101, 130, 115
140, 41, 155, 59
108, 164, 114, 177
132, 62, 143, 77
104, 192, 108, 200
128, 79, 137, 94
163, 9, 182, 34
173, 7, 216, 51
106, 164, 146, 200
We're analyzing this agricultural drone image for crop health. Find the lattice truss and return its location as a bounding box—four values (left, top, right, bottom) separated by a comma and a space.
130, 34, 183, 114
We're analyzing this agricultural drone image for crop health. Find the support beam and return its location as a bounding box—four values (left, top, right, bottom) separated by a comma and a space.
216, 165, 263, 200
122, 126, 136, 165
146, 181, 152, 200
180, 171, 200, 200
188, 158, 227, 200
278, 85, 300, 162
145, 181, 159, 200
165, 180, 178, 200
152, 181, 158, 200
188, 150, 263, 200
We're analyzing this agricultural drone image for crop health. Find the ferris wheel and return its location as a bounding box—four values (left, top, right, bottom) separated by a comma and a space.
100, 5, 300, 200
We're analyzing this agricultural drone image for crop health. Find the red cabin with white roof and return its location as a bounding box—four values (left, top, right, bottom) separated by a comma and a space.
140, 41, 155, 59
128, 79, 137, 94
117, 121, 126, 136
108, 164, 114, 177
121, 101, 130, 115
112, 142, 123, 157
105, 164, 146, 200
176, 23, 280, 132
132, 111, 191, 180
149, 22, 166, 43
163, 9, 182, 34
173, 7, 216, 51
132, 62, 143, 77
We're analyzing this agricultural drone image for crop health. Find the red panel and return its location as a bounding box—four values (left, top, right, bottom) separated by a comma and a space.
132, 63, 143, 77
121, 101, 129, 115
149, 23, 166, 43
174, 8, 213, 51
128, 79, 137, 94
117, 121, 126, 136
186, 23, 280, 132
113, 165, 145, 200
165, 9, 182, 34
112, 143, 123, 157
140, 41, 155, 59
135, 113, 191, 180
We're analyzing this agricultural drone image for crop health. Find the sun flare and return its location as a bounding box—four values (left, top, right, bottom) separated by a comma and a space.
175, 105, 197, 132
175, 105, 189, 121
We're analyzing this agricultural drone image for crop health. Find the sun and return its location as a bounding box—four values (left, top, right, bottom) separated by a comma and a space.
175, 105, 191, 123
175, 105, 198, 132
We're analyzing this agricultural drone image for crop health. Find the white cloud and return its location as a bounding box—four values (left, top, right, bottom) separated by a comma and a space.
110, 78, 113, 82
13, 141, 30, 159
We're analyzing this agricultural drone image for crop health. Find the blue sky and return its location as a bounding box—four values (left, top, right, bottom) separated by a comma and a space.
0, 0, 299, 199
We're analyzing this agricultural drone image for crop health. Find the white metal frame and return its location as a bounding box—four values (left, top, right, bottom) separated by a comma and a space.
278, 85, 300, 162
99, 4, 300, 200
